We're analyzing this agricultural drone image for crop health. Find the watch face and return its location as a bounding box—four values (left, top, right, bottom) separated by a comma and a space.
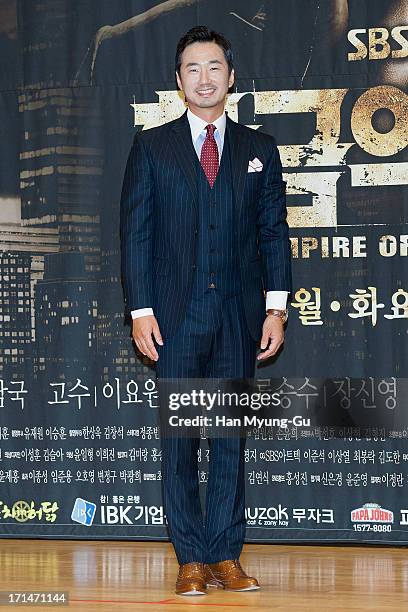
279, 311, 288, 323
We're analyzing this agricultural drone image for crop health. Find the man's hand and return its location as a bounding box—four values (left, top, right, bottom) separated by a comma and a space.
132, 315, 163, 361
257, 315, 285, 361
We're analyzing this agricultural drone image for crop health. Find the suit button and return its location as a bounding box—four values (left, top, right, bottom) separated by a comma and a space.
194, 229, 198, 235
192, 264, 197, 271
209, 224, 215, 230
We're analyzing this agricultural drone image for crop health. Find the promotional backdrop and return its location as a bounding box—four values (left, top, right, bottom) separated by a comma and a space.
0, 0, 407, 544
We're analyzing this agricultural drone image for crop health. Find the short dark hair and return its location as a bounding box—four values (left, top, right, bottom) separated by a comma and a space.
175, 25, 234, 81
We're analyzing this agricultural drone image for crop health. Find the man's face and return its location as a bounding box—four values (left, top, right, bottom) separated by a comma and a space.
176, 41, 234, 114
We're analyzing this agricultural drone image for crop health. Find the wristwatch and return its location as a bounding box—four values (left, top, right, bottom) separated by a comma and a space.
266, 308, 288, 324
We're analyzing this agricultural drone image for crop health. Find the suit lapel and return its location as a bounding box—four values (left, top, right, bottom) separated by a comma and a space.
170, 110, 199, 205
225, 113, 251, 222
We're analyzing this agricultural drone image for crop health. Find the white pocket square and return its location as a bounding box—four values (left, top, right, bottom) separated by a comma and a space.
247, 157, 263, 172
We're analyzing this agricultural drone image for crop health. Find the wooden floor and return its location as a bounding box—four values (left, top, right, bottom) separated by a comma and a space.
0, 540, 407, 610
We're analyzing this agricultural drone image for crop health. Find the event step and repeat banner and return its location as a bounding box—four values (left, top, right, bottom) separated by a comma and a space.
0, 0, 407, 543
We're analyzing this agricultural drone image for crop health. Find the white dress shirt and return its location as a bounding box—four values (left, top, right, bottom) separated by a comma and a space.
131, 108, 288, 319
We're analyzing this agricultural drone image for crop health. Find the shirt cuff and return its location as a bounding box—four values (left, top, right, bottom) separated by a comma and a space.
131, 308, 154, 319
265, 291, 289, 311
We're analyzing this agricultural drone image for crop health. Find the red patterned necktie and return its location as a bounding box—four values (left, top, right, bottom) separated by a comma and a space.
200, 124, 219, 188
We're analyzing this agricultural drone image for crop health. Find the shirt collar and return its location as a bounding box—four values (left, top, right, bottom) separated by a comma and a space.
187, 107, 226, 142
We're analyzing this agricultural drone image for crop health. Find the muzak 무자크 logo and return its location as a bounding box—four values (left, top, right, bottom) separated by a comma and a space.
350, 502, 393, 523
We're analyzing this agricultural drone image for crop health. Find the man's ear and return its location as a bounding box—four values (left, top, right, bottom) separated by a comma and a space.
176, 71, 182, 91
228, 68, 235, 89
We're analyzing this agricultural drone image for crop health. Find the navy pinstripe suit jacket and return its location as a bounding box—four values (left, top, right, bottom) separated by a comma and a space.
119, 109, 292, 341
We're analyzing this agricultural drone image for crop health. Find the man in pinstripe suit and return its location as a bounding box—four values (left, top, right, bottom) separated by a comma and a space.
120, 26, 292, 596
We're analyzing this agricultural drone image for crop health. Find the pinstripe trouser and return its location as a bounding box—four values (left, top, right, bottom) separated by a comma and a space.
155, 283, 257, 564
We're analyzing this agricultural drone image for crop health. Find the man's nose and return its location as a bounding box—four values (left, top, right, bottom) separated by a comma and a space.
199, 67, 211, 82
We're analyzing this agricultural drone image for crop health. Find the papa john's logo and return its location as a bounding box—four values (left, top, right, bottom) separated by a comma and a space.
351, 502, 393, 523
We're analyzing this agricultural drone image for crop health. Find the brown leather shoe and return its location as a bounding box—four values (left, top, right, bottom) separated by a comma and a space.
205, 559, 260, 591
175, 562, 207, 596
